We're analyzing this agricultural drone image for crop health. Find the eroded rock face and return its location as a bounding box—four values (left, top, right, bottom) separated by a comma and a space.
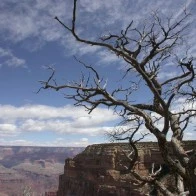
57, 141, 196, 196
0, 146, 84, 196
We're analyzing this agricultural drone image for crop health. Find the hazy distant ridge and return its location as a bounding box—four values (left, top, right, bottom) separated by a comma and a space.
0, 146, 84, 195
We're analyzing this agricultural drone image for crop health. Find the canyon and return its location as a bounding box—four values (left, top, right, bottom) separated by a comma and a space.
0, 146, 84, 196
0, 141, 195, 195
57, 141, 196, 196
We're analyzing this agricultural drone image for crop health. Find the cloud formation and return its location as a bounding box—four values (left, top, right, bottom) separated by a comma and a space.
0, 104, 119, 137
0, 0, 195, 146
0, 47, 26, 68
0, 101, 195, 146
0, 137, 90, 147
1, 0, 195, 60
0, 123, 18, 137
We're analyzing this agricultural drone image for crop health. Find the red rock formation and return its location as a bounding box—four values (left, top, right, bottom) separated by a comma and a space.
57, 141, 196, 196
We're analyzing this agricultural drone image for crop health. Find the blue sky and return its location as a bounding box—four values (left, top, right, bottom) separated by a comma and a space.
0, 0, 196, 147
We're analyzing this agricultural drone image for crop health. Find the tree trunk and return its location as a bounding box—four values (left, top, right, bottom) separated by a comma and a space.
185, 170, 196, 196
185, 154, 196, 196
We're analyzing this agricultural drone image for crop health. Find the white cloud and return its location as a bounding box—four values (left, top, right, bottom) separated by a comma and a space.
0, 102, 195, 144
0, 138, 35, 146
1, 102, 194, 140
0, 0, 71, 42
0, 123, 18, 137
158, 71, 178, 81
1, 0, 195, 60
43, 137, 91, 147
0, 47, 26, 68
0, 123, 16, 131
19, 119, 117, 136
183, 131, 196, 140
0, 0, 195, 146
0, 104, 118, 121
80, 138, 88, 142
0, 104, 119, 136
97, 50, 123, 65
172, 97, 196, 113
0, 137, 90, 147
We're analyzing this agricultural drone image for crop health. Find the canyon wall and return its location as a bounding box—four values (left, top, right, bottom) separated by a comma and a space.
0, 146, 84, 196
57, 141, 196, 196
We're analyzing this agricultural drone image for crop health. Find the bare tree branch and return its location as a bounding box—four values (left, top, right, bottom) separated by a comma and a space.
39, 2, 196, 195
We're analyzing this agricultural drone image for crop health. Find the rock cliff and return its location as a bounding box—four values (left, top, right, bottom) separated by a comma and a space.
57, 141, 196, 196
0, 146, 84, 196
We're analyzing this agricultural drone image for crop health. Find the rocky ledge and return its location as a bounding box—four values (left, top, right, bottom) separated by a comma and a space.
57, 141, 196, 196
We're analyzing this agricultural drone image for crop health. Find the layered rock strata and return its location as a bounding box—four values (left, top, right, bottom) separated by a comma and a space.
0, 146, 84, 195
57, 141, 196, 196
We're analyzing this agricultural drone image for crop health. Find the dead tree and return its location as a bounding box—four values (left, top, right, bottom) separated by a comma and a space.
39, 0, 196, 195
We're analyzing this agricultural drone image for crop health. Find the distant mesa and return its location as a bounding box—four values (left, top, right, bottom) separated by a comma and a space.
0, 146, 84, 195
